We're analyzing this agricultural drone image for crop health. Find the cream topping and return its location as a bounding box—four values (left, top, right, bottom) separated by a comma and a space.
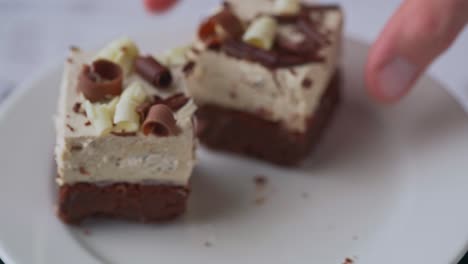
186, 8, 343, 132
55, 50, 196, 185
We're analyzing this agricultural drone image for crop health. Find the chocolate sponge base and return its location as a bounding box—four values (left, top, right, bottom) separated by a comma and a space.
58, 182, 189, 225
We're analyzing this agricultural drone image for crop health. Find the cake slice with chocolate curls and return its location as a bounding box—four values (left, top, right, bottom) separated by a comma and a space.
185, 0, 343, 165
54, 38, 197, 224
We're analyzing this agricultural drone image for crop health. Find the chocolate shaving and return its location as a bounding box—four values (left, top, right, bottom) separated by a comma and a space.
163, 93, 190, 111
138, 94, 189, 123
182, 61, 196, 76
198, 7, 244, 44
142, 104, 178, 137
302, 78, 313, 89
136, 100, 153, 123
84, 121, 92, 126
254, 175, 268, 187
79, 166, 90, 176
111, 131, 137, 137
73, 102, 82, 114
219, 39, 323, 68
77, 59, 123, 102
221, 39, 277, 68
135, 56, 172, 88
71, 145, 83, 151
190, 47, 201, 55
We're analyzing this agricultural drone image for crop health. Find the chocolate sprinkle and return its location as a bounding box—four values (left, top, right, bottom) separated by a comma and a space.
71, 145, 83, 151
111, 131, 137, 137
182, 61, 196, 76
73, 102, 82, 114
79, 166, 90, 176
302, 78, 313, 89
229, 91, 237, 99
135, 56, 173, 88
221, 39, 277, 68
84, 121, 92, 126
66, 124, 75, 132
218, 39, 323, 68
254, 175, 268, 187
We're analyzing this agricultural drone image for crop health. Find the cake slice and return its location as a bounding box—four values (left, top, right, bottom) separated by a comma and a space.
185, 0, 343, 166
55, 38, 197, 224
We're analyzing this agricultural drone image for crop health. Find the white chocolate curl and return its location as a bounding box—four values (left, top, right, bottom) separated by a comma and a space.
242, 16, 278, 50
95, 37, 139, 76
113, 82, 147, 133
83, 99, 116, 136
175, 99, 197, 127
161, 46, 191, 66
273, 0, 300, 15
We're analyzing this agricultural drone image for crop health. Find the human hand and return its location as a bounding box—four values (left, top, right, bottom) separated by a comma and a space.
366, 0, 468, 103
144, 0, 178, 13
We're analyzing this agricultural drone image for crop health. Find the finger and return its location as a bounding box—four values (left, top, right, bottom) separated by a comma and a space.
365, 0, 468, 103
144, 0, 178, 13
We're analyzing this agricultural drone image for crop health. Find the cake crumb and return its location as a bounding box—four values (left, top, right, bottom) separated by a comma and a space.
71, 145, 83, 151
254, 175, 268, 188
70, 45, 80, 52
343, 257, 354, 264
73, 102, 82, 114
66, 124, 75, 132
204, 241, 213, 247
255, 196, 266, 205
229, 90, 237, 99
79, 166, 90, 176
352, 235, 359, 241
302, 78, 313, 89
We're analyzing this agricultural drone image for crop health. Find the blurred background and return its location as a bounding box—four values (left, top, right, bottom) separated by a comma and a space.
1, 0, 468, 108
0, 0, 468, 263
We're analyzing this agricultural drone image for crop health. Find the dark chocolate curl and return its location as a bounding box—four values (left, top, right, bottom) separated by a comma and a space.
77, 59, 123, 102
142, 104, 178, 137
221, 39, 277, 68
164, 93, 190, 111
135, 56, 173, 88
198, 8, 244, 44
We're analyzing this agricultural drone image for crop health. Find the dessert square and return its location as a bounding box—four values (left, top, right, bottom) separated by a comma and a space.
185, 0, 343, 166
54, 39, 197, 224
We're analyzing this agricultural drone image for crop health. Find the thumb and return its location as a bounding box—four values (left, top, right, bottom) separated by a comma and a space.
366, 0, 468, 103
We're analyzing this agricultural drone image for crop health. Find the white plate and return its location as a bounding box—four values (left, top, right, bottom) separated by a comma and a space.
1, 28, 468, 263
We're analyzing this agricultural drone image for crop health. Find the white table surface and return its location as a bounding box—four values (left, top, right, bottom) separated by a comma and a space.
0, 0, 467, 105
